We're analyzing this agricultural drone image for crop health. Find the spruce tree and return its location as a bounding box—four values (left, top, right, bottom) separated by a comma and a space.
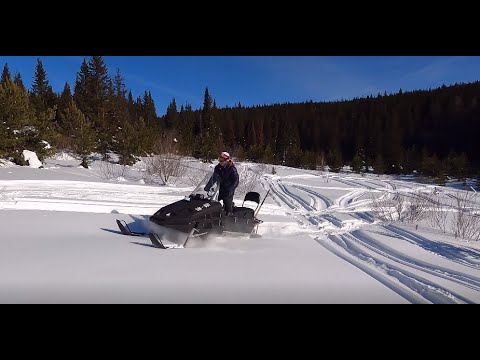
113, 68, 127, 99
285, 144, 303, 168
142, 91, 157, 125
73, 59, 89, 114
165, 98, 178, 130
262, 144, 275, 164
351, 153, 364, 173
0, 77, 37, 163
116, 120, 137, 165
177, 103, 195, 155
87, 56, 110, 115
327, 148, 343, 173
199, 87, 220, 161
127, 90, 136, 119
54, 83, 73, 137
373, 154, 386, 175
86, 56, 114, 158
61, 100, 96, 168
30, 58, 56, 113
246, 119, 257, 147
1, 64, 12, 84
13, 72, 26, 91
33, 108, 57, 160
304, 151, 318, 170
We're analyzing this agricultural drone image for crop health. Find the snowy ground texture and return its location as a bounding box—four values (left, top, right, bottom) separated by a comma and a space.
1, 153, 479, 304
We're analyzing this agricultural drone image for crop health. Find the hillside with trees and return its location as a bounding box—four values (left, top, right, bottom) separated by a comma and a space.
1, 57, 479, 187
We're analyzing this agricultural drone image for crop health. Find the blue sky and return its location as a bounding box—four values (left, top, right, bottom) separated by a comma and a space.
1, 56, 479, 116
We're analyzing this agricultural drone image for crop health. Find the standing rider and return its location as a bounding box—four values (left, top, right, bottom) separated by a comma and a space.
205, 152, 239, 215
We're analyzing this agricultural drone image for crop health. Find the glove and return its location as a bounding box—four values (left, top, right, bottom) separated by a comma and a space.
207, 188, 216, 197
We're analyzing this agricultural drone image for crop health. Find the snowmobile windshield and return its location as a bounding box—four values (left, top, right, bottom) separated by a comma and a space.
187, 171, 220, 201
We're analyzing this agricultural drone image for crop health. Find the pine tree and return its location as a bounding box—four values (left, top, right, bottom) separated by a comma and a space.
165, 98, 178, 130
285, 144, 303, 168
54, 83, 73, 137
13, 72, 25, 91
61, 100, 96, 168
142, 91, 157, 125
0, 77, 37, 163
351, 153, 364, 173
327, 148, 343, 173
116, 120, 137, 165
33, 108, 57, 160
59, 83, 73, 110
304, 151, 318, 170
373, 154, 386, 175
177, 103, 195, 155
30, 58, 56, 113
127, 90, 136, 119
111, 69, 128, 140
274, 117, 288, 164
198, 87, 220, 161
246, 118, 257, 147
262, 144, 275, 164
86, 56, 114, 158
113, 68, 127, 99
87, 56, 110, 115
1, 64, 12, 84
219, 110, 234, 149
73, 59, 89, 114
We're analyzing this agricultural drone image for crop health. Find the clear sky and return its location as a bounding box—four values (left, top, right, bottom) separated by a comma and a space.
1, 56, 479, 116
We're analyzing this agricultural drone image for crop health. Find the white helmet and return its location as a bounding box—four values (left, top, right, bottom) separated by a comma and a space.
220, 151, 230, 160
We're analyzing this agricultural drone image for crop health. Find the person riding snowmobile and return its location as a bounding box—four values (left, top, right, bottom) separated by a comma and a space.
204, 152, 239, 214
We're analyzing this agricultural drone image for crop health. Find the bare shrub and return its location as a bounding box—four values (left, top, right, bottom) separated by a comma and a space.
181, 161, 210, 187
236, 165, 261, 197
144, 135, 186, 185
371, 191, 428, 223
403, 193, 430, 223
183, 170, 206, 187
370, 192, 401, 222
255, 163, 268, 176
144, 154, 186, 185
450, 191, 480, 241
427, 194, 451, 233
96, 161, 130, 180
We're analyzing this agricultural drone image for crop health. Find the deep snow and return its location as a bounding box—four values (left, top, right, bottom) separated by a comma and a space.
0, 154, 479, 304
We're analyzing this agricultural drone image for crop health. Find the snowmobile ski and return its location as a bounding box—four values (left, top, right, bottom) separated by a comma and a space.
148, 233, 183, 249
116, 219, 147, 237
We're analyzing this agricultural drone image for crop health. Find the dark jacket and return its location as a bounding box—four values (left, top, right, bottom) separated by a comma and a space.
206, 161, 239, 199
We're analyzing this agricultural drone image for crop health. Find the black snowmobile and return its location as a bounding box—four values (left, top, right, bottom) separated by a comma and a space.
116, 171, 269, 249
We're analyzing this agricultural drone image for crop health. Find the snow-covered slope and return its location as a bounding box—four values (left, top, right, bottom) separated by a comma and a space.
0, 155, 479, 303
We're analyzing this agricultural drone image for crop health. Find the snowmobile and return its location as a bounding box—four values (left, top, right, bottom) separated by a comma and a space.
116, 171, 269, 249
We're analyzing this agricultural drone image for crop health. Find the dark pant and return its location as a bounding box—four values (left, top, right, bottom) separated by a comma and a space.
220, 194, 234, 214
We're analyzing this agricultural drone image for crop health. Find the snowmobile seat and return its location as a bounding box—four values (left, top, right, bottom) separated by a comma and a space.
232, 206, 255, 219
243, 192, 261, 205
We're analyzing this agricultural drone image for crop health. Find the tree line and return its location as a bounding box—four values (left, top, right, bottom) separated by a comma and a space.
0, 56, 160, 167
1, 56, 479, 186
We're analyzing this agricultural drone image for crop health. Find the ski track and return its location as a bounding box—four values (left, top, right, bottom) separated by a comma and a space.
0, 180, 189, 214
264, 175, 480, 303
323, 234, 472, 304
291, 184, 333, 209
384, 224, 480, 269
348, 230, 480, 292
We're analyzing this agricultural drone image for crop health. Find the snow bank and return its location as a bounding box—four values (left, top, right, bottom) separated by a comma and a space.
0, 159, 15, 168
22, 150, 42, 168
